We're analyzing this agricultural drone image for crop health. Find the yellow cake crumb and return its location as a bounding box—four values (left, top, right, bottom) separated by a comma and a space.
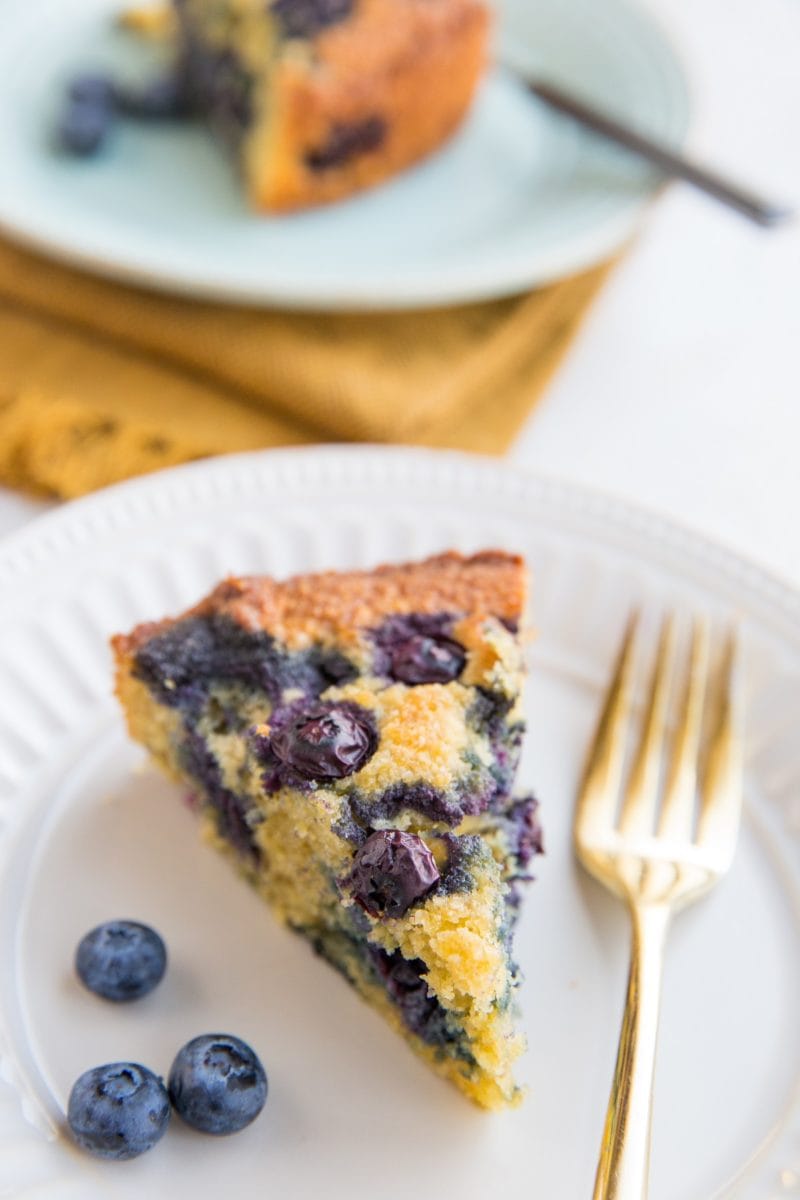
330, 680, 474, 796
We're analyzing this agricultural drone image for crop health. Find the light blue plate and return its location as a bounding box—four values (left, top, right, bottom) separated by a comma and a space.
0, 0, 689, 309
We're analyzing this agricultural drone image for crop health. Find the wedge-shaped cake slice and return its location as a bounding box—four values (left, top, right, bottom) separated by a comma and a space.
112, 552, 541, 1109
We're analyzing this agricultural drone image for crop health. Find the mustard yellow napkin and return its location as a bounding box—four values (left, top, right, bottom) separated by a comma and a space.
0, 235, 614, 499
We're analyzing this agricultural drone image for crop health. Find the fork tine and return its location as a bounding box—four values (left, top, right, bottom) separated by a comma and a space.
575, 612, 639, 845
619, 614, 677, 837
657, 618, 710, 841
696, 630, 743, 867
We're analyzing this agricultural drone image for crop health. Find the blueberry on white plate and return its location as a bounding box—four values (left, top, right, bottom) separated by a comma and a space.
57, 73, 116, 156
168, 1034, 268, 1135
67, 1062, 170, 1160
75, 919, 167, 1002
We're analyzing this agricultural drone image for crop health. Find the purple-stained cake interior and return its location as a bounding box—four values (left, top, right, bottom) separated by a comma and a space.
134, 609, 527, 828
369, 947, 468, 1053
130, 605, 539, 1051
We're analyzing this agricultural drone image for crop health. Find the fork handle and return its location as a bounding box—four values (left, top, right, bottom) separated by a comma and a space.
592, 902, 671, 1200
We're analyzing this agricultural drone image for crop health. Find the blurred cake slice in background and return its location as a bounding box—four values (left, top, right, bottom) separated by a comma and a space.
172, 0, 490, 211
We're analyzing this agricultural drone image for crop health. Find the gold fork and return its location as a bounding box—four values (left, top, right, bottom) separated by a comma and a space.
575, 614, 743, 1200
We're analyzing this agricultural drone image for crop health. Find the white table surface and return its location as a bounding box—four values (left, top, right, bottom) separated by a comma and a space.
2, 0, 799, 587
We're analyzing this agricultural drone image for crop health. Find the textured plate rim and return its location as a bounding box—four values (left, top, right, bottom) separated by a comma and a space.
0, 0, 691, 310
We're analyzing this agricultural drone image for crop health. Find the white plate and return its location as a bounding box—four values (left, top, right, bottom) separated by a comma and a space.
0, 0, 689, 309
1, 446, 799, 1200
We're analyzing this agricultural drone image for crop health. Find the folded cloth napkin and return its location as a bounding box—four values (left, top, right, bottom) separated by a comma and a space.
0, 235, 614, 498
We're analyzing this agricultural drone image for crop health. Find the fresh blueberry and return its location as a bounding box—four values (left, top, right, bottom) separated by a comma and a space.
67, 1062, 170, 1160
168, 1034, 267, 1135
347, 830, 440, 918
114, 74, 194, 119
75, 920, 167, 1002
67, 74, 115, 109
389, 634, 466, 686
269, 702, 377, 781
56, 102, 112, 156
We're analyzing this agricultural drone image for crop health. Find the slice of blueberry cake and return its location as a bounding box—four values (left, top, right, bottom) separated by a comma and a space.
173, 0, 490, 210
112, 552, 541, 1109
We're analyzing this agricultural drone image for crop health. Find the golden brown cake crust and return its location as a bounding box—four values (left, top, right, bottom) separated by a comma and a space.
112, 550, 526, 656
251, 0, 490, 211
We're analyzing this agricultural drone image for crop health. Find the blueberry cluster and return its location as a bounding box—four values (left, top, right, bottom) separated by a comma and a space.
268, 701, 377, 781
56, 71, 193, 157
68, 920, 267, 1160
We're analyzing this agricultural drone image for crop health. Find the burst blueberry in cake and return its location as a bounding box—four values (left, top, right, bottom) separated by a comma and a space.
112, 552, 541, 1109
172, 0, 490, 210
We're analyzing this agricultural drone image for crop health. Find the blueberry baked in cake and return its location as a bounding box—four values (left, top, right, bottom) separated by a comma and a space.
172, 0, 490, 210
112, 552, 541, 1109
